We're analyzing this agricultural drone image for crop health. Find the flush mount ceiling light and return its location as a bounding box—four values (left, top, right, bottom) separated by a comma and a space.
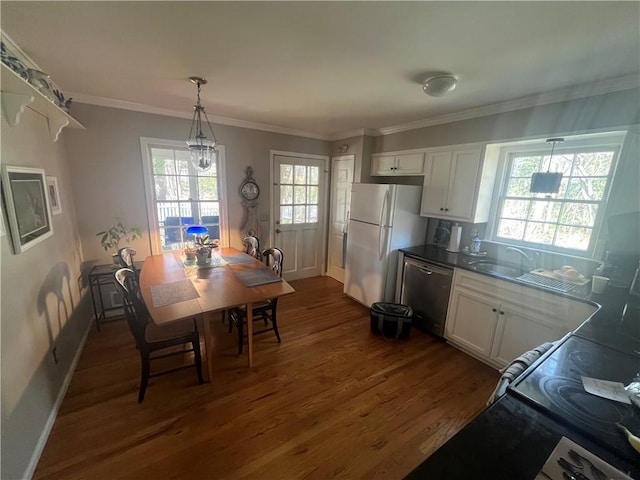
530, 137, 564, 194
186, 77, 218, 172
422, 74, 457, 97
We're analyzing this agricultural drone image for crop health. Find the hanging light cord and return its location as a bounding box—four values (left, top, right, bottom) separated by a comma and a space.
545, 137, 564, 172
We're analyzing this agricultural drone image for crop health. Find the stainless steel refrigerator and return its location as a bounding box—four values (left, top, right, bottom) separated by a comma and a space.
344, 183, 427, 307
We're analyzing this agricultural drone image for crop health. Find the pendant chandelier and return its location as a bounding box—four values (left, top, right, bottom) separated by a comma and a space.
530, 137, 564, 194
186, 77, 218, 172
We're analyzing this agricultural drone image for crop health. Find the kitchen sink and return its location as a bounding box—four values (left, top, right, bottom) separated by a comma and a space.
468, 261, 522, 278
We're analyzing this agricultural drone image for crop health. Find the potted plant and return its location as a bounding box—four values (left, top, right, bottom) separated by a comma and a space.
96, 218, 142, 265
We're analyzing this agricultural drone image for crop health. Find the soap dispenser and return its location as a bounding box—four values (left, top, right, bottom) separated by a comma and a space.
470, 230, 482, 254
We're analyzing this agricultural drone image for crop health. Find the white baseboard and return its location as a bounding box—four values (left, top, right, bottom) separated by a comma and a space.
22, 316, 94, 480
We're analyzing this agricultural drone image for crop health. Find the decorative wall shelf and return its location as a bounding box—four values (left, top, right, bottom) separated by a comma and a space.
1, 63, 84, 141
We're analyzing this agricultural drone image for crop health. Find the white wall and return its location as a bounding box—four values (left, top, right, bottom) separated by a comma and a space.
1, 107, 91, 479
63, 104, 331, 264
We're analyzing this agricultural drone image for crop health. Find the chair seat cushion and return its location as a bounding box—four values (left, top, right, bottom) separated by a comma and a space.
145, 319, 195, 343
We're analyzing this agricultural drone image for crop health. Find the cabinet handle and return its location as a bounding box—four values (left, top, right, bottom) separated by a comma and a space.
499, 311, 505, 315
440, 207, 444, 211
492, 308, 497, 312
445, 208, 449, 211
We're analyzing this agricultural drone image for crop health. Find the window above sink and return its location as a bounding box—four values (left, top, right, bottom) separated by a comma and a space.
487, 131, 627, 257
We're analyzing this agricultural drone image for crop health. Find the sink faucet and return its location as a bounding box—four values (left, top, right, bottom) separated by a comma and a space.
506, 246, 539, 272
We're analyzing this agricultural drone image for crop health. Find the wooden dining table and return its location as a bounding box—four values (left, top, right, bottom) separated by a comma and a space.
139, 247, 295, 380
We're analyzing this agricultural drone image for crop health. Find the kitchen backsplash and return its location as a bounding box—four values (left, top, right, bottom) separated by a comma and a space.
425, 217, 601, 278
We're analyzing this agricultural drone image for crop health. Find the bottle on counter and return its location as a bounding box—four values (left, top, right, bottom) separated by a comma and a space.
470, 231, 482, 254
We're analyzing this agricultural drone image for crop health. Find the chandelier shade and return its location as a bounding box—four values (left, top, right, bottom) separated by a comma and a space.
186, 77, 218, 172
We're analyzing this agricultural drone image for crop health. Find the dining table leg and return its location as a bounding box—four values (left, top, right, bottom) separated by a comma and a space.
246, 303, 253, 367
202, 314, 213, 382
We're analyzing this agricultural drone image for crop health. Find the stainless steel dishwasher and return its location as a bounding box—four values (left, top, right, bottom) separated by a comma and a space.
400, 257, 453, 337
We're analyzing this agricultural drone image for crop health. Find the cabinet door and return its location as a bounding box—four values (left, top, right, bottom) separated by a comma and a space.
371, 154, 396, 175
446, 288, 499, 359
491, 302, 564, 368
420, 151, 451, 216
445, 148, 482, 221
395, 153, 424, 175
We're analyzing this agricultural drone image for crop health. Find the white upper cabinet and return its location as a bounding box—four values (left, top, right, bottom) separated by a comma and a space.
420, 145, 497, 223
371, 152, 424, 176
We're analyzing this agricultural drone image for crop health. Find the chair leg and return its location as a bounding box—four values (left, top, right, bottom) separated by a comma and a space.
227, 310, 234, 333
237, 314, 244, 356
138, 351, 150, 403
193, 338, 204, 384
271, 308, 281, 343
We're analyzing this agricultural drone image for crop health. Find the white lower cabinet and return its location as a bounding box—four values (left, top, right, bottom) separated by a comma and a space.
445, 269, 597, 369
489, 300, 564, 367
447, 289, 499, 359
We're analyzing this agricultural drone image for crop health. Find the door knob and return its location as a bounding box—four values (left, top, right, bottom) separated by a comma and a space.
276, 229, 281, 234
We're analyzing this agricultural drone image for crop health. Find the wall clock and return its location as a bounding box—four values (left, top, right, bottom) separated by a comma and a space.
239, 166, 261, 239
241, 179, 260, 201
239, 166, 260, 203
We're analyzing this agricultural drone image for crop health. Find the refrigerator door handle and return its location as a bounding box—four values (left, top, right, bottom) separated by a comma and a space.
379, 190, 389, 227
378, 191, 389, 260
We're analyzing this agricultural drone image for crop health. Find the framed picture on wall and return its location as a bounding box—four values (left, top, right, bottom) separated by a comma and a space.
1, 166, 53, 253
46, 176, 62, 215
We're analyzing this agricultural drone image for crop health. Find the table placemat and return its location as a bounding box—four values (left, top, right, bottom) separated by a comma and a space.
150, 279, 200, 307
222, 253, 256, 265
233, 268, 282, 287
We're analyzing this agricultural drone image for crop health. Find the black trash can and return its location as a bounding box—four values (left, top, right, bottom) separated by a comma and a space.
370, 302, 413, 339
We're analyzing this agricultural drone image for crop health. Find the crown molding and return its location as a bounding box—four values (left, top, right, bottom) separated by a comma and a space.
69, 73, 638, 142
68, 92, 332, 141
378, 74, 640, 136
328, 128, 379, 141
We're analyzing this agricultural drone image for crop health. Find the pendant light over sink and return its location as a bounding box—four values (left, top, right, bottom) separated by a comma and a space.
530, 137, 564, 194
186, 77, 218, 172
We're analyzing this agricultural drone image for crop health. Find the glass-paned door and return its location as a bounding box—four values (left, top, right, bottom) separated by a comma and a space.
273, 154, 326, 280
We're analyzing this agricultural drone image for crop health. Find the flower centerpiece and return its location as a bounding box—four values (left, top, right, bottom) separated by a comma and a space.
184, 225, 220, 265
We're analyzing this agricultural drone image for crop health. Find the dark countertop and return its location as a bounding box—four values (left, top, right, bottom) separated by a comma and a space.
400, 244, 639, 356
400, 244, 593, 300
400, 244, 640, 478
405, 393, 639, 479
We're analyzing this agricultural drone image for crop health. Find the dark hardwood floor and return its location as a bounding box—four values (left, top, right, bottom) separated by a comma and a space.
34, 276, 498, 479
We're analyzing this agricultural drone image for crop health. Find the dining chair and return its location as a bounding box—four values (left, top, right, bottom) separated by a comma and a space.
229, 247, 284, 355
113, 268, 203, 403
243, 235, 261, 260
117, 246, 136, 268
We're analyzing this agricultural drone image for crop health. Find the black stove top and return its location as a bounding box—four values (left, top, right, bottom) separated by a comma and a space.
509, 335, 640, 458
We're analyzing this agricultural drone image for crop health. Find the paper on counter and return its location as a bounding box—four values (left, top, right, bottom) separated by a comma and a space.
535, 436, 632, 480
581, 376, 632, 405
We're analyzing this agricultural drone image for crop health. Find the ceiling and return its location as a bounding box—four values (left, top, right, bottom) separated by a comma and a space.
2, 2, 639, 140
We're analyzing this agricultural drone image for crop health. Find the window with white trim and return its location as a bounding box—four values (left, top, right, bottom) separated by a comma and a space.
141, 138, 226, 252
491, 133, 625, 255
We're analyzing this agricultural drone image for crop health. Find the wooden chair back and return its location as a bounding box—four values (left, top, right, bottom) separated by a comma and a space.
243, 235, 261, 260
